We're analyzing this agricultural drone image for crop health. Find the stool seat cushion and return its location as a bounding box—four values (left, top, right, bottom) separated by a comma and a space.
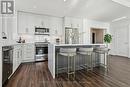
60, 48, 77, 53
77, 51, 92, 55
79, 48, 93, 52
59, 53, 76, 57
95, 47, 110, 53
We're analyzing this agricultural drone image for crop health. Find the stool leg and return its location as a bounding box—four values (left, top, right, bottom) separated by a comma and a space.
57, 53, 58, 77
95, 52, 97, 67
91, 53, 93, 70
73, 55, 76, 79
106, 52, 109, 72
78, 54, 80, 70
86, 55, 88, 71
104, 53, 106, 69
68, 55, 70, 80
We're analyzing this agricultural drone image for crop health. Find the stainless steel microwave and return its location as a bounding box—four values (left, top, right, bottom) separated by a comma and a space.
35, 27, 49, 35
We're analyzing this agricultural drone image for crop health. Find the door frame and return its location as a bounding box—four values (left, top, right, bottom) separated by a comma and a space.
90, 27, 107, 44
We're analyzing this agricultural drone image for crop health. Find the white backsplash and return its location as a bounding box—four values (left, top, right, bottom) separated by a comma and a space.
34, 35, 50, 42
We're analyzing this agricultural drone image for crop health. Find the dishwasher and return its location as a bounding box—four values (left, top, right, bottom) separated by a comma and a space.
2, 46, 13, 85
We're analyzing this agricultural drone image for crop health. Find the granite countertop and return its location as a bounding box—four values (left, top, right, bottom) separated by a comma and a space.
2, 42, 35, 46
54, 44, 106, 47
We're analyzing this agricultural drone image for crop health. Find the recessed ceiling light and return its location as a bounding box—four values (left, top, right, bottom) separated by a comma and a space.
64, 0, 67, 2
33, 6, 37, 8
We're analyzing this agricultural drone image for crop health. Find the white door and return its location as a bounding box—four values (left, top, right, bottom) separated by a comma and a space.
116, 25, 129, 57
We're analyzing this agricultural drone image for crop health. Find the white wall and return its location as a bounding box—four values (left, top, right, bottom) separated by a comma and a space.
0, 14, 2, 87
2, 12, 18, 45
0, 10, 17, 86
110, 19, 130, 57
83, 19, 110, 44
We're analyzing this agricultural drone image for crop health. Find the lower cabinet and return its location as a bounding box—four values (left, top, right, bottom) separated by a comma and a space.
13, 43, 35, 73
22, 43, 35, 62
13, 45, 23, 73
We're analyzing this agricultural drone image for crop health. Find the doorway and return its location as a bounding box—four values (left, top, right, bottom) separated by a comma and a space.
91, 28, 105, 44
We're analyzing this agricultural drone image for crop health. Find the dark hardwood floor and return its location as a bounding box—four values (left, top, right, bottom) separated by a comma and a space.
5, 56, 130, 87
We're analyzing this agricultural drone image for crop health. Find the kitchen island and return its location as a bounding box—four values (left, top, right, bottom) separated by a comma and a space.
48, 44, 106, 78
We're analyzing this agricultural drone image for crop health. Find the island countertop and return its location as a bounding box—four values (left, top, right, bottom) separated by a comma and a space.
54, 44, 106, 47
48, 43, 106, 79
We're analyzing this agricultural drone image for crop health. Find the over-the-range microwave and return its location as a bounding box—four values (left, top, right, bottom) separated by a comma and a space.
35, 27, 50, 35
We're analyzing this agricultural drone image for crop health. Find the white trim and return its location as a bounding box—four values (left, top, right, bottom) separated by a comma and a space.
112, 0, 130, 7
128, 24, 130, 58
112, 16, 127, 22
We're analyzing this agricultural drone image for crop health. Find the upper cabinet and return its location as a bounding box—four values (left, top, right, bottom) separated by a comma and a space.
34, 15, 50, 28
18, 12, 28, 34
42, 16, 50, 28
64, 17, 82, 28
50, 17, 63, 36
64, 17, 72, 28
18, 12, 51, 34
64, 17, 84, 44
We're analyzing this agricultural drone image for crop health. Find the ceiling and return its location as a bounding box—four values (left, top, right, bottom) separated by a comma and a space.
15, 0, 130, 22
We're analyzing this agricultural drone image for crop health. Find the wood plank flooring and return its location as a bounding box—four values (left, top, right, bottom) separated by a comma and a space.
5, 56, 130, 87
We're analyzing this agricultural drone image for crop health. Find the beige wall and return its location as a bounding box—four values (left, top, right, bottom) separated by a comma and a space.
91, 28, 105, 44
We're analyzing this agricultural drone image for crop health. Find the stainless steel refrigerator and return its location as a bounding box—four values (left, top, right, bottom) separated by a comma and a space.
65, 27, 79, 44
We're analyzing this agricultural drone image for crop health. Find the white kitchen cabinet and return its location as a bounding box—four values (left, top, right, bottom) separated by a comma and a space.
71, 18, 79, 28
64, 17, 83, 44
42, 16, 50, 28
64, 17, 82, 28
33, 15, 41, 28
13, 43, 35, 72
49, 17, 63, 43
13, 45, 23, 73
50, 17, 63, 35
27, 14, 35, 34
18, 12, 35, 34
22, 43, 35, 62
18, 12, 28, 34
18, 12, 51, 35
64, 17, 72, 28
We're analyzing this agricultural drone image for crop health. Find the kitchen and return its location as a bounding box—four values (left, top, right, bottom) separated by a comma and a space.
0, 0, 130, 87
1, 11, 110, 87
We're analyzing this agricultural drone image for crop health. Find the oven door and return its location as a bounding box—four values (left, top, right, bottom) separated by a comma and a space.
35, 46, 48, 61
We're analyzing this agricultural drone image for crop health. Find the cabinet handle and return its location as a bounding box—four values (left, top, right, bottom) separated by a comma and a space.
71, 24, 72, 27
77, 24, 79, 27
17, 51, 19, 58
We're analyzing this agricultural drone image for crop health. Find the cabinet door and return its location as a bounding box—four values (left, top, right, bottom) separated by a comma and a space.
43, 16, 50, 28
13, 47, 17, 72
18, 46, 22, 65
22, 44, 35, 62
64, 17, 72, 28
18, 12, 28, 34
50, 17, 63, 35
13, 45, 23, 72
71, 18, 77, 28
17, 50, 20, 66
64, 17, 82, 28
27, 14, 35, 34
72, 18, 82, 28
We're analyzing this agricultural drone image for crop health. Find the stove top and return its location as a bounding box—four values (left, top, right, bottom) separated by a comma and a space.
35, 42, 50, 44
35, 42, 49, 47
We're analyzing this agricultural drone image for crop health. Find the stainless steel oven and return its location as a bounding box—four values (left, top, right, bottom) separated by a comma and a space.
35, 42, 48, 61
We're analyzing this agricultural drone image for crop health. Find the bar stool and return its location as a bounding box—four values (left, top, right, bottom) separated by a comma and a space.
56, 48, 77, 79
77, 47, 93, 71
94, 47, 110, 71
